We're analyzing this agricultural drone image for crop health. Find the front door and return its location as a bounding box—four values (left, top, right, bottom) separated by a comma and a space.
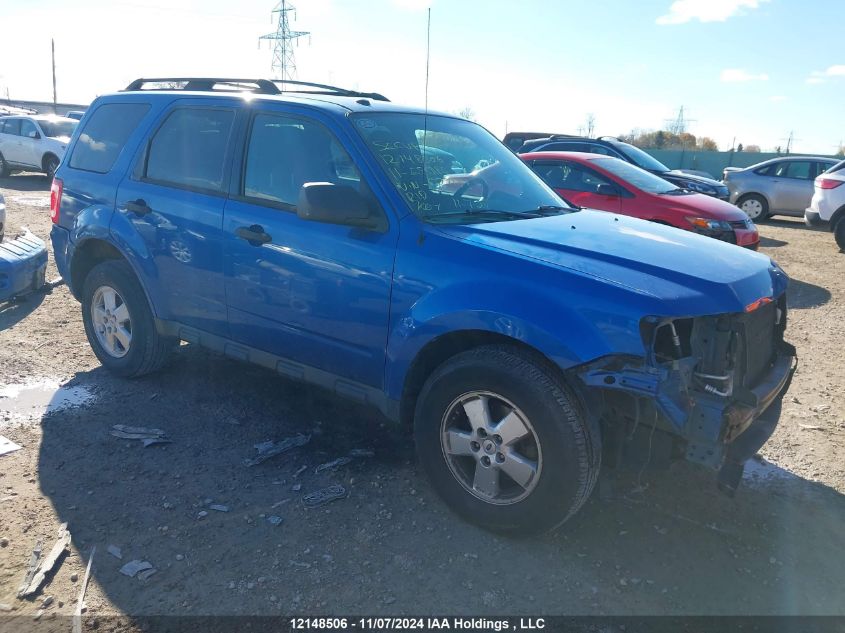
115, 101, 236, 336
769, 160, 815, 214
18, 120, 41, 168
222, 109, 397, 388
531, 159, 622, 213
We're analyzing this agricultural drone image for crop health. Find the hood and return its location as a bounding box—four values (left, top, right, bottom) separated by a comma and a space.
436, 210, 784, 316
651, 192, 749, 221
665, 170, 724, 187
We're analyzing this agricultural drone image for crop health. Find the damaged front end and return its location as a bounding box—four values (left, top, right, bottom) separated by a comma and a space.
576, 293, 796, 494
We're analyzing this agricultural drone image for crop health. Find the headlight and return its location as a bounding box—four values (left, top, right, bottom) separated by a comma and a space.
681, 181, 716, 194
685, 217, 731, 231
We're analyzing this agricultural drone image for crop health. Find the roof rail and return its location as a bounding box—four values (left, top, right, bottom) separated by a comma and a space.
124, 78, 281, 94
549, 133, 580, 140
123, 77, 390, 102
270, 79, 390, 102
598, 135, 621, 142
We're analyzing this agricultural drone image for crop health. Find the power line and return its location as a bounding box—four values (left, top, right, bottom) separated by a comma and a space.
664, 105, 696, 135
259, 1, 310, 81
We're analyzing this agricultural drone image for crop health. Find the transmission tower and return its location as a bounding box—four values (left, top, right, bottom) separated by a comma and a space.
259, 0, 310, 81
664, 105, 696, 135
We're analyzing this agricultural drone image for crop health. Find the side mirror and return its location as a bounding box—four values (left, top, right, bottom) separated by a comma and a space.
596, 183, 618, 196
28, 131, 40, 139
297, 182, 382, 230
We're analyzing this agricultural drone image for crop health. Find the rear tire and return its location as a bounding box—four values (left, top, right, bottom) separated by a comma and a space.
413, 345, 601, 535
737, 194, 769, 221
0, 152, 9, 178
81, 260, 177, 377
835, 219, 845, 252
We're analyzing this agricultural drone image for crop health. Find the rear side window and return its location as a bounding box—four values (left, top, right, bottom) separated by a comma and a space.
69, 103, 150, 173
145, 108, 235, 193
1, 119, 21, 136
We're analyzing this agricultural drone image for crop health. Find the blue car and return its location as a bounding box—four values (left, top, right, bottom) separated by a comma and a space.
50, 78, 795, 533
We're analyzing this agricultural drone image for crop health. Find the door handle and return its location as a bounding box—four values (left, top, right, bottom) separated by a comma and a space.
235, 224, 272, 245
123, 199, 152, 216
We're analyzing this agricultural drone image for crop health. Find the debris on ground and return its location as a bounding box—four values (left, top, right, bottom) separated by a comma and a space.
72, 547, 94, 633
107, 545, 122, 559
244, 434, 310, 467
17, 540, 43, 598
314, 456, 352, 474
268, 515, 284, 526
209, 504, 230, 513
302, 485, 347, 508
0, 435, 22, 456
293, 465, 308, 478
137, 568, 157, 581
111, 425, 169, 447
119, 560, 153, 578
18, 524, 71, 598
348, 448, 375, 458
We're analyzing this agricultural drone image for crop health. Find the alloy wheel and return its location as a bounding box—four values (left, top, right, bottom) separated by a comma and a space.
91, 285, 132, 358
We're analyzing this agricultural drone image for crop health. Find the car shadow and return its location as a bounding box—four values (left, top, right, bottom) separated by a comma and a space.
762, 217, 827, 233
787, 277, 831, 310
0, 173, 51, 192
0, 290, 47, 330
759, 236, 788, 248
33, 345, 845, 617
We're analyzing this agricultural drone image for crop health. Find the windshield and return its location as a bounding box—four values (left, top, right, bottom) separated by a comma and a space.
592, 157, 680, 194
615, 141, 671, 172
352, 113, 569, 222
38, 119, 77, 138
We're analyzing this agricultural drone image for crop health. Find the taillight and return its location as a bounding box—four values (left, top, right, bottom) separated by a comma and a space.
818, 178, 844, 190
50, 178, 63, 223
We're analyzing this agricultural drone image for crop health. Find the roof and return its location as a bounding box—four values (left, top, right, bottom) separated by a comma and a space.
519, 150, 612, 161
103, 89, 454, 118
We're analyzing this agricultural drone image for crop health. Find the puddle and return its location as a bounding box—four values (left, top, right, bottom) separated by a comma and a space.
743, 457, 801, 488
7, 195, 50, 208
0, 379, 96, 427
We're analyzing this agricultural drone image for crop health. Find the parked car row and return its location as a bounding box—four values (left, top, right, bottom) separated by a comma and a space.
0, 114, 79, 179
45, 77, 796, 533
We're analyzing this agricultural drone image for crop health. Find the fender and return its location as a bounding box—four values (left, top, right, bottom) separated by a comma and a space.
384, 277, 645, 402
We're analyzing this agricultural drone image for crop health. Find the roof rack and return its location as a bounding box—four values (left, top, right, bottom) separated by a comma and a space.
549, 133, 580, 140
598, 135, 621, 142
123, 77, 389, 102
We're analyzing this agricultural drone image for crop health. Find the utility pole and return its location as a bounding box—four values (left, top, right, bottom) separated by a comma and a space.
781, 130, 800, 154
664, 105, 696, 135
51, 38, 57, 106
259, 1, 310, 81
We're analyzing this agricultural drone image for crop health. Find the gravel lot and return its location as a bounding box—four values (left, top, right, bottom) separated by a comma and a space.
0, 173, 843, 626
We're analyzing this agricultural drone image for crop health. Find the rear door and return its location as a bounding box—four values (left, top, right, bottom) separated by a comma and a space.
222, 106, 398, 388
0, 119, 24, 164
115, 99, 237, 336
531, 159, 622, 212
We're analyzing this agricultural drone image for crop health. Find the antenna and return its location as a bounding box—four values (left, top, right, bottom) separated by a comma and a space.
259, 1, 310, 81
422, 7, 431, 157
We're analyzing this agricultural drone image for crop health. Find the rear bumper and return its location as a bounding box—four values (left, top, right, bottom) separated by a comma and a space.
0, 231, 48, 301
804, 208, 824, 227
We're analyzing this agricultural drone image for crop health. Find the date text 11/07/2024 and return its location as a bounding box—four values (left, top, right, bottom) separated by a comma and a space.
289, 617, 546, 631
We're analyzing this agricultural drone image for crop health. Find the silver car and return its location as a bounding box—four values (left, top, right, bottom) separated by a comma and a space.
723, 156, 838, 221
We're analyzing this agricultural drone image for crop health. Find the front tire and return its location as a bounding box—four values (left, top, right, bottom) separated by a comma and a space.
44, 154, 59, 180
737, 194, 769, 221
81, 260, 177, 377
414, 345, 601, 535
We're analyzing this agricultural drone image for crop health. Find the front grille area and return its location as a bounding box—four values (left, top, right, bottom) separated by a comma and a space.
740, 300, 778, 387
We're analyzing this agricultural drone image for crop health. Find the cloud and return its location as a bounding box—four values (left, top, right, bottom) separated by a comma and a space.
657, 0, 768, 25
391, 0, 433, 9
769, 95, 787, 102
806, 64, 845, 84
720, 68, 768, 82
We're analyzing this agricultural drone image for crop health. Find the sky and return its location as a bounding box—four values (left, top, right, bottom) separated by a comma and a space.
0, 0, 843, 154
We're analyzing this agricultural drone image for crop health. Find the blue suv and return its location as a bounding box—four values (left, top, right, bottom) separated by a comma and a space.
51, 78, 795, 533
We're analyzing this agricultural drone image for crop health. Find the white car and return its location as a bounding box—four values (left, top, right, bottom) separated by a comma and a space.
0, 115, 78, 180
805, 159, 845, 250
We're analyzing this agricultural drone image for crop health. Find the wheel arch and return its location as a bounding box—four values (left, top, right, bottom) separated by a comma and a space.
41, 152, 59, 172
736, 191, 771, 210
398, 330, 588, 429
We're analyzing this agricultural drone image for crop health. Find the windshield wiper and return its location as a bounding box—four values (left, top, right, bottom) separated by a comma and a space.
426, 209, 542, 222
534, 205, 570, 215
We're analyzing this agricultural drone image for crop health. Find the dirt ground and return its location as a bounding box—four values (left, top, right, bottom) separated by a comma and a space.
0, 172, 843, 627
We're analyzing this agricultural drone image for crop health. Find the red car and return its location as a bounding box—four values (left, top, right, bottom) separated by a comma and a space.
520, 152, 760, 249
